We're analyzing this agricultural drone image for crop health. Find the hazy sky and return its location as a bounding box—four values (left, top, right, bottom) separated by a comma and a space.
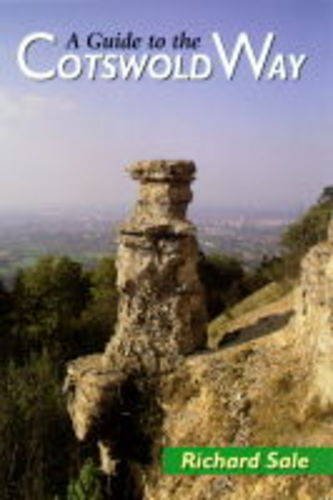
0, 0, 331, 211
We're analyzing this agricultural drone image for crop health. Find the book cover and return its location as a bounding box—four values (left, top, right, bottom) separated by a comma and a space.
0, 1, 332, 499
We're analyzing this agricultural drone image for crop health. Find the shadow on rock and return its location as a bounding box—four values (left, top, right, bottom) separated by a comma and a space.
218, 311, 294, 349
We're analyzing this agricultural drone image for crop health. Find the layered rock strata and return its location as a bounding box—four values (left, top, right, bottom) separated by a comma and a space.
65, 160, 207, 471
295, 218, 333, 410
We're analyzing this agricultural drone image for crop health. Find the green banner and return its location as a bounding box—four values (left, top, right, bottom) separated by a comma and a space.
163, 447, 333, 475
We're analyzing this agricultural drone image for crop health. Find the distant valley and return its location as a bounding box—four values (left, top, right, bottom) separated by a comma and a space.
0, 205, 297, 285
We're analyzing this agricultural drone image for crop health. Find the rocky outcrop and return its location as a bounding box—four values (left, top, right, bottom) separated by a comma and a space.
104, 160, 207, 370
295, 218, 333, 411
65, 160, 207, 474
63, 172, 333, 498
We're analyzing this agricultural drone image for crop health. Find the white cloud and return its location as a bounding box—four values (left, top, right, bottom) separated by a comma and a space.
0, 88, 75, 123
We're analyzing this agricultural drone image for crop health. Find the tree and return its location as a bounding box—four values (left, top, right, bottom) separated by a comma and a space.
0, 255, 119, 498
198, 253, 246, 319
318, 185, 333, 204
80, 257, 118, 353
67, 459, 103, 500
0, 279, 13, 362
12, 256, 90, 361
0, 352, 75, 499
280, 193, 333, 278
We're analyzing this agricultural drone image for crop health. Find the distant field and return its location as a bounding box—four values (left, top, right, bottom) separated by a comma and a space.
0, 206, 294, 285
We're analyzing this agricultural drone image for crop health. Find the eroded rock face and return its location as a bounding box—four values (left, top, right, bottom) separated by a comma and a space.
104, 160, 207, 370
65, 160, 207, 470
295, 218, 333, 410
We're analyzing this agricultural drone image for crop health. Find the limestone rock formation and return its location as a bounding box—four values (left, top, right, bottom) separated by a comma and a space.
295, 217, 333, 411
65, 160, 207, 471
105, 160, 207, 368
63, 175, 333, 498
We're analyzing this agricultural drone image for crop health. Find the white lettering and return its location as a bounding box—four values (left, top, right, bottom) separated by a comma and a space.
17, 32, 56, 81
212, 32, 275, 80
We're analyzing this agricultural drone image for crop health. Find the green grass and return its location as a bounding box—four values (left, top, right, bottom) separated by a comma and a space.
208, 281, 290, 345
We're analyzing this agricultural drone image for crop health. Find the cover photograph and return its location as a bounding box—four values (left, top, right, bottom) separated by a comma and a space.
0, 0, 332, 499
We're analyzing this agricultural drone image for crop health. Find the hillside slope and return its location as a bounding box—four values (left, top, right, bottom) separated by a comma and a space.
145, 284, 333, 499
208, 282, 291, 348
